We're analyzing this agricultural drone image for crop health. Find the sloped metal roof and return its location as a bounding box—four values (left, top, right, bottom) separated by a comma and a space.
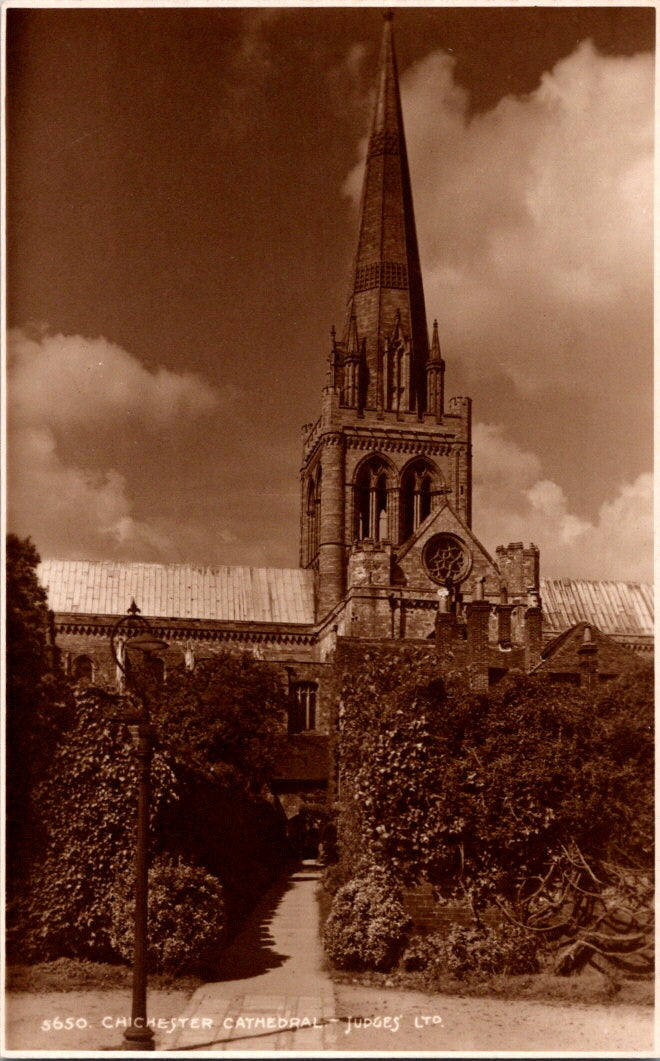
540, 578, 653, 639
38, 560, 315, 626
37, 562, 653, 642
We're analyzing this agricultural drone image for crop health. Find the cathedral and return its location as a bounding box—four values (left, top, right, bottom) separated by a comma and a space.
38, 15, 652, 804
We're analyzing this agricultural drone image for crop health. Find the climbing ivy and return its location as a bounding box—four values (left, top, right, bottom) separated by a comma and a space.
334, 649, 653, 973
8, 651, 289, 963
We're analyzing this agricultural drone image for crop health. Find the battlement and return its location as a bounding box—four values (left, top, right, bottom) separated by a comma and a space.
447, 395, 471, 419
496, 541, 540, 600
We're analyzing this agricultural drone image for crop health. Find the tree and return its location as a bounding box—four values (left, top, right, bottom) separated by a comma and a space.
334, 648, 653, 975
8, 650, 289, 962
149, 653, 288, 790
5, 535, 73, 890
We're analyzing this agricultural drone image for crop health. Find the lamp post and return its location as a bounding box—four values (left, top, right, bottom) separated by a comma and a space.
110, 600, 168, 1053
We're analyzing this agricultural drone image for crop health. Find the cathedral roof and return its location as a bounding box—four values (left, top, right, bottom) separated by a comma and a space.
540, 577, 653, 647
37, 559, 314, 626
38, 559, 652, 649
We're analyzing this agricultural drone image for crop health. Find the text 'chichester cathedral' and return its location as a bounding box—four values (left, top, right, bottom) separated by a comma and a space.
38, 16, 653, 804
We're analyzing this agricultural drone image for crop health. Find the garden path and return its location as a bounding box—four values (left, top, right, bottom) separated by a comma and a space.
167, 859, 338, 1051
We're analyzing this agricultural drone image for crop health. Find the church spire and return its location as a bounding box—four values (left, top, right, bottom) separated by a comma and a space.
343, 11, 429, 415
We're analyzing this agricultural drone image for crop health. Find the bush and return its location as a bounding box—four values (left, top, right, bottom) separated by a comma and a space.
402, 923, 540, 980
322, 860, 353, 897
8, 656, 288, 965
108, 854, 226, 975
6, 694, 176, 964
438, 923, 540, 980
334, 651, 653, 975
323, 864, 411, 971
401, 932, 446, 972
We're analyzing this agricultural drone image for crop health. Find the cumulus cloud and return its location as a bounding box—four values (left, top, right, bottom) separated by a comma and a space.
409, 41, 653, 395
11, 423, 174, 557
7, 328, 222, 559
472, 422, 652, 581
345, 41, 653, 396
341, 39, 653, 581
9, 326, 218, 431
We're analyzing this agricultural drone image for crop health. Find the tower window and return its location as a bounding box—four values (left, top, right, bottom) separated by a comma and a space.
354, 460, 391, 541
289, 682, 317, 733
305, 469, 321, 563
400, 460, 442, 541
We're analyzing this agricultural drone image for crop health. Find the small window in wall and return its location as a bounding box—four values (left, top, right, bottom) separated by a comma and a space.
488, 667, 508, 687
549, 672, 581, 685
71, 654, 93, 683
148, 656, 166, 684
289, 682, 317, 733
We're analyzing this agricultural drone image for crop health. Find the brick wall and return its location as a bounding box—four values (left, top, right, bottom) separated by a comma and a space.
402, 884, 478, 935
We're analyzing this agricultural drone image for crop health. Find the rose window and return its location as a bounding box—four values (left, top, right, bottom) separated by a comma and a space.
423, 534, 471, 585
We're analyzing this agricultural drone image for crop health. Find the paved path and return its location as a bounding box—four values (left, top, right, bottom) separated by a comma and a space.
167, 861, 338, 1051
167, 861, 655, 1055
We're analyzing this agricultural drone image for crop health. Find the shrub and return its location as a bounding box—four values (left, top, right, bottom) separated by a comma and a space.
401, 932, 446, 972
322, 860, 353, 897
323, 864, 411, 971
334, 650, 653, 974
438, 922, 540, 980
108, 854, 226, 975
6, 695, 177, 964
8, 654, 288, 964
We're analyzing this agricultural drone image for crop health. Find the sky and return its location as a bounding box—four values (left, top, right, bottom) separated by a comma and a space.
5, 3, 654, 582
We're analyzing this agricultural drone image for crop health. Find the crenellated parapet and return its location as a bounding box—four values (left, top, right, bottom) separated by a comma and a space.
496, 541, 541, 599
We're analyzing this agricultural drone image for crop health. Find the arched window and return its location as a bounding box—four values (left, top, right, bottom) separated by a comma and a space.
400, 460, 442, 541
314, 467, 321, 556
305, 468, 321, 563
289, 682, 317, 733
354, 460, 391, 541
148, 656, 166, 685
306, 477, 316, 562
71, 654, 93, 684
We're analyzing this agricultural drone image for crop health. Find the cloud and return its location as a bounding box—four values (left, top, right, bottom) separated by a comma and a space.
340, 38, 653, 581
472, 422, 652, 581
10, 423, 174, 557
7, 328, 222, 559
411, 41, 653, 395
9, 326, 218, 432
345, 41, 653, 396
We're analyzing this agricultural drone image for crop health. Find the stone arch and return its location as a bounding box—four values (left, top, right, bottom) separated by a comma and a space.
352, 454, 397, 542
305, 464, 322, 563
71, 653, 94, 684
399, 457, 444, 541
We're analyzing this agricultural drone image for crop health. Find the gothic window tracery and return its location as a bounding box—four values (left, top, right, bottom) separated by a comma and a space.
306, 468, 321, 563
354, 459, 392, 541
400, 460, 442, 541
423, 533, 471, 585
289, 682, 317, 733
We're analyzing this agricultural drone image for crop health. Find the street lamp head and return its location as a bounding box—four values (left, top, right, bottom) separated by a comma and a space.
125, 631, 169, 656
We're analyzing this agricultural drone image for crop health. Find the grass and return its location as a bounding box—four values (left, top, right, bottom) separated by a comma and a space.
6, 958, 204, 994
330, 965, 654, 1007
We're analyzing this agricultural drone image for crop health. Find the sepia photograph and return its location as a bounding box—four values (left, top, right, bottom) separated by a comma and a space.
3, 1, 654, 1055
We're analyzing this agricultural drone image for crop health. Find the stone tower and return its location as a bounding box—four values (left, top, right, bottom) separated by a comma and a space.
300, 14, 536, 635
